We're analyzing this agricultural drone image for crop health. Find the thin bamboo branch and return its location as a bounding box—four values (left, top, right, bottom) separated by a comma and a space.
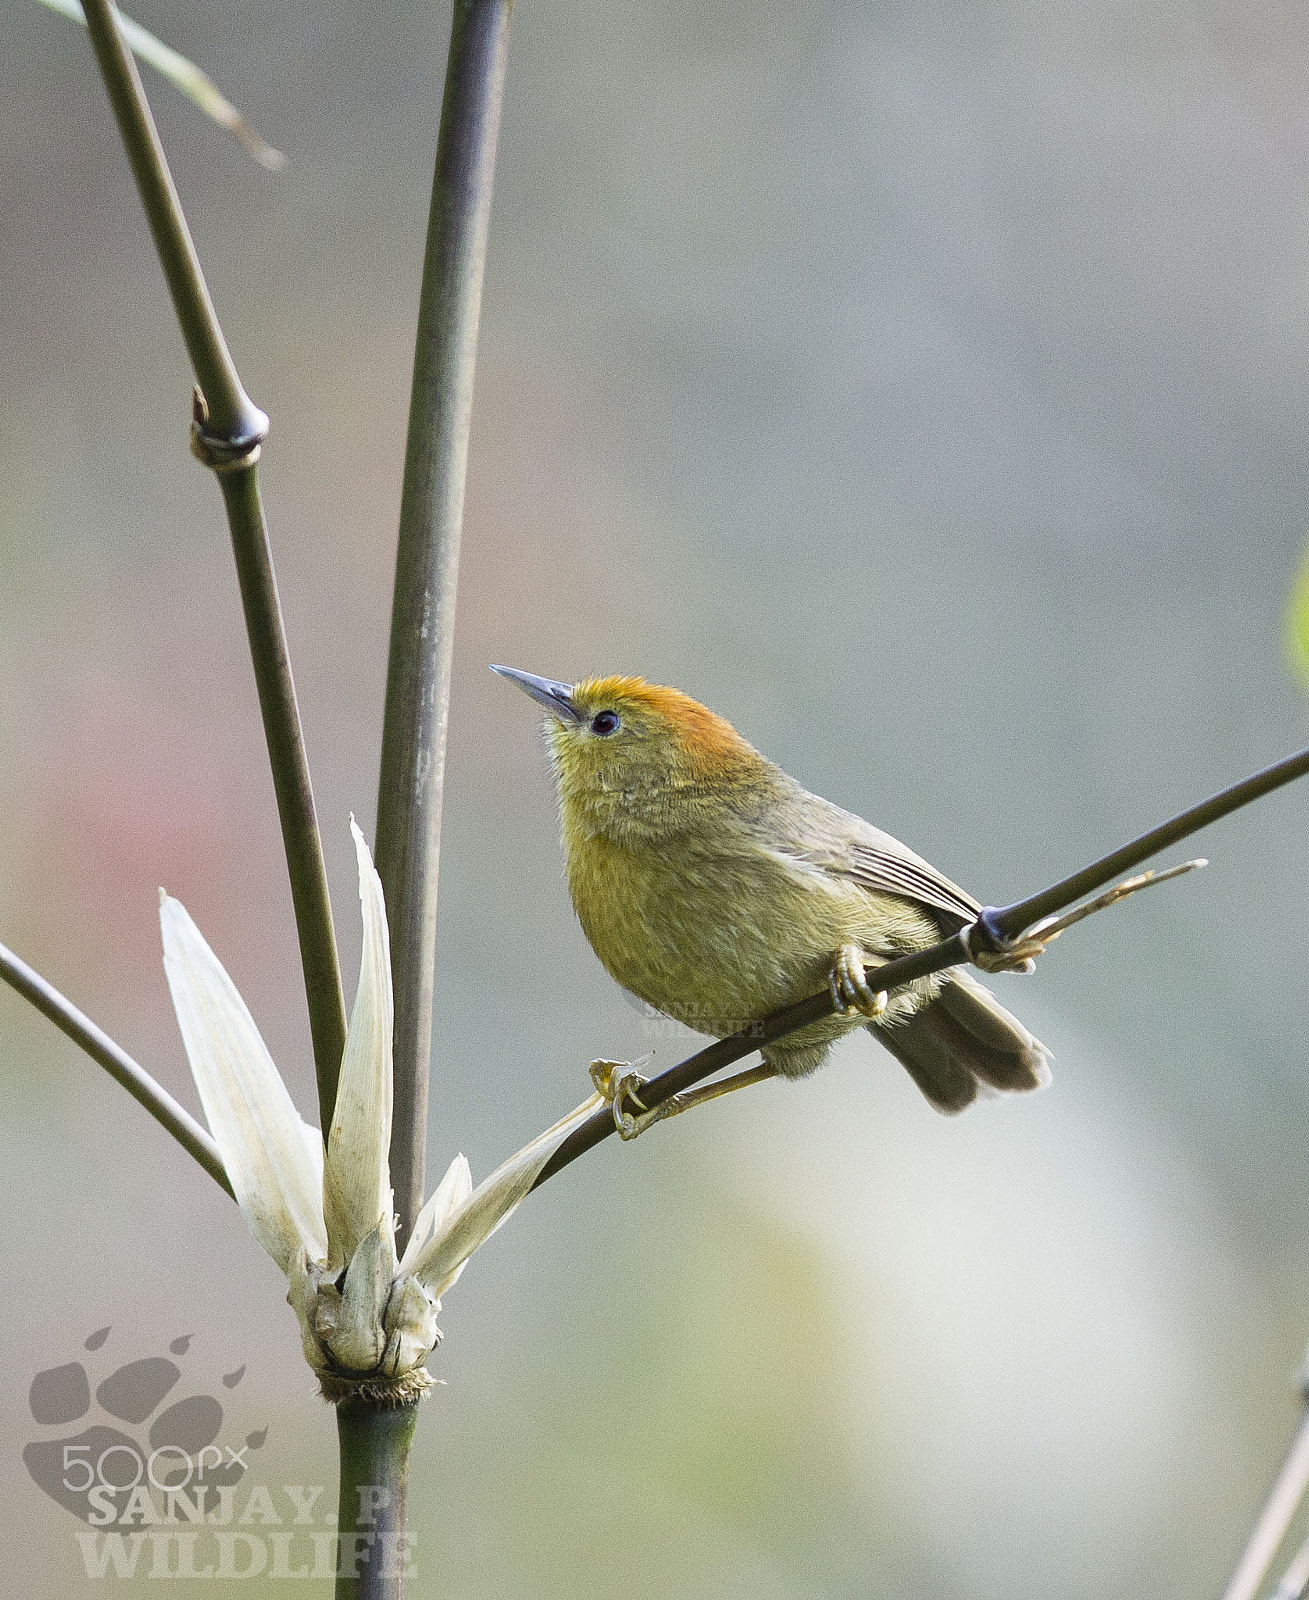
0, 940, 232, 1197
218, 469, 349, 1126
532, 740, 1309, 1190
376, 0, 514, 1243
985, 743, 1309, 942
78, 0, 349, 1125
78, 0, 264, 447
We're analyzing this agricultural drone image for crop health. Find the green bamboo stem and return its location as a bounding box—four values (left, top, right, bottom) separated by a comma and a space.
78, 0, 263, 447
334, 1402, 420, 1600
78, 0, 349, 1126
376, 0, 514, 1242
218, 468, 349, 1126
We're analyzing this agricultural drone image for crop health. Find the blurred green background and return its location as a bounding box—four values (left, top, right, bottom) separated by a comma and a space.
4, 0, 1309, 1594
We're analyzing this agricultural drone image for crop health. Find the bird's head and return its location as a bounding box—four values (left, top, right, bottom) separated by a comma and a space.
491, 665, 772, 840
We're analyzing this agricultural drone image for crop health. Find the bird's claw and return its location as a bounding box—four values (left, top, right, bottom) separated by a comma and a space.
970, 940, 1044, 974
961, 907, 1046, 972
829, 945, 888, 1019
589, 1057, 662, 1140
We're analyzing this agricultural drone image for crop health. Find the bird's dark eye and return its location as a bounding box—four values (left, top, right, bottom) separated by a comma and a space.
591, 709, 620, 736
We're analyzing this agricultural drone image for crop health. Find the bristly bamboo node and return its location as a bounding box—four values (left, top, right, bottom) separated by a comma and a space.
189, 384, 268, 473
319, 1369, 434, 1409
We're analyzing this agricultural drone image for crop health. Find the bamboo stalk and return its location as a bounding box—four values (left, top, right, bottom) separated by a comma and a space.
78, 0, 348, 1125
375, 0, 514, 1243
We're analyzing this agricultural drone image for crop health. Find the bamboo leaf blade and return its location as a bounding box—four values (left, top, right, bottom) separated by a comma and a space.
35, 0, 284, 168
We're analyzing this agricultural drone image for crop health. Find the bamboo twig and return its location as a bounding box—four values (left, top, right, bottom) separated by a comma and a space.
375, 0, 514, 1244
0, 940, 232, 1197
532, 741, 1309, 1190
78, 0, 348, 1126
79, 0, 264, 447
982, 744, 1309, 943
37, 0, 285, 168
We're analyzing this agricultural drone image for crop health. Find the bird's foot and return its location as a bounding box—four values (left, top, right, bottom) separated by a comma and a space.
971, 940, 1044, 974
828, 945, 889, 1019
589, 1057, 660, 1140
592, 1059, 781, 1141
960, 907, 1047, 973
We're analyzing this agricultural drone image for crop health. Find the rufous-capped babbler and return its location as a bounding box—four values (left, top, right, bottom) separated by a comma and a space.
493, 666, 1051, 1134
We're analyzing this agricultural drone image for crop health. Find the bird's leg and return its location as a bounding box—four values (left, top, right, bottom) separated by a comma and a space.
829, 944, 889, 1019
589, 1057, 653, 1139
592, 1059, 779, 1140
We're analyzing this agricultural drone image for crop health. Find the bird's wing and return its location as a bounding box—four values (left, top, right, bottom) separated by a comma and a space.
770, 793, 982, 930
842, 835, 982, 929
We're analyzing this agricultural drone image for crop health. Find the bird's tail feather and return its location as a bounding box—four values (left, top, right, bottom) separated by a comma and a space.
871, 969, 1051, 1115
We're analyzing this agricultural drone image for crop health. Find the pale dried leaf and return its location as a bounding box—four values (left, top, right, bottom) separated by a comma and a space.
161, 894, 327, 1274
412, 1094, 602, 1296
398, 1154, 472, 1275
380, 1275, 440, 1377
285, 1251, 331, 1374
324, 821, 396, 1273
326, 1224, 389, 1372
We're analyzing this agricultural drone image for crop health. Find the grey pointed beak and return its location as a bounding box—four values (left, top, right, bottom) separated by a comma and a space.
490, 664, 583, 723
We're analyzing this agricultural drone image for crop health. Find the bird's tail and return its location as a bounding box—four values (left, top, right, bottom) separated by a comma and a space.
871, 968, 1051, 1114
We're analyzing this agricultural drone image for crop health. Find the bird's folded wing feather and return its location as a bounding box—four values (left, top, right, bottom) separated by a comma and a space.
842, 837, 981, 928
773, 796, 982, 930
